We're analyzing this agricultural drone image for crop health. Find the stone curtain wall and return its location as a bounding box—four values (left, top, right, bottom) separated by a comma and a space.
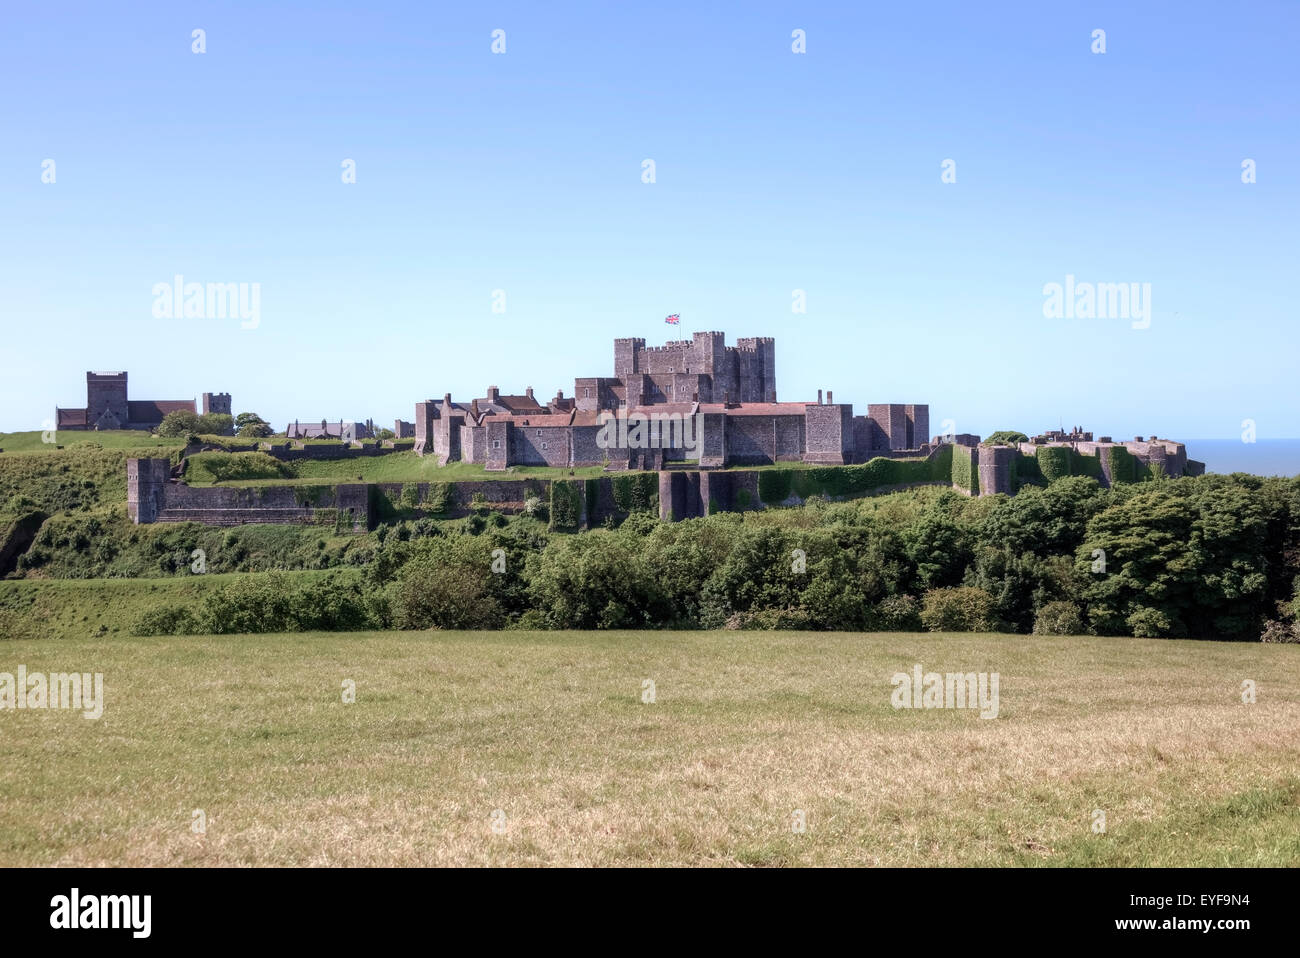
185, 440, 414, 461
130, 459, 659, 530
129, 460, 370, 529
129, 440, 1190, 530
723, 414, 805, 464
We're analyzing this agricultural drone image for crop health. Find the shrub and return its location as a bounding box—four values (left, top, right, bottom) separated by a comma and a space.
985, 431, 1029, 445
528, 531, 671, 628
384, 536, 513, 629
871, 594, 922, 631
197, 412, 233, 435
1032, 600, 1086, 635
723, 607, 814, 630
1259, 619, 1299, 644
130, 605, 199, 636
919, 586, 997, 632
1126, 606, 1174, 638
186, 452, 291, 484
184, 571, 374, 634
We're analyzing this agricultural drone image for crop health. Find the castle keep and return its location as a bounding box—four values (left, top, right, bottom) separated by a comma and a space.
56, 372, 229, 431
413, 331, 929, 470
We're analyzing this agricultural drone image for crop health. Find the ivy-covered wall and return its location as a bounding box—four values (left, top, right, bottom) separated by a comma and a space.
1030, 444, 1138, 488
757, 452, 951, 504
951, 444, 980, 495
549, 480, 584, 531
611, 473, 658, 513
1035, 446, 1073, 483
1104, 445, 1137, 484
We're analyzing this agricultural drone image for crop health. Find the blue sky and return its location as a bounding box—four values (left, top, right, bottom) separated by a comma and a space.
2, 0, 1296, 440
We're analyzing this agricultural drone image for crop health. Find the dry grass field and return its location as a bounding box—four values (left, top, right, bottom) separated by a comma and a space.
1, 630, 1297, 866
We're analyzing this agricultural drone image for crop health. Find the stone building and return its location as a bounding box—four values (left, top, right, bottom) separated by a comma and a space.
286, 418, 374, 441
413, 332, 929, 470
56, 371, 225, 431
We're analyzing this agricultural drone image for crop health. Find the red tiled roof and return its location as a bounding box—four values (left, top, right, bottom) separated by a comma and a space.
620, 402, 810, 417
495, 395, 544, 412
629, 403, 697, 416
513, 413, 575, 428
697, 402, 810, 416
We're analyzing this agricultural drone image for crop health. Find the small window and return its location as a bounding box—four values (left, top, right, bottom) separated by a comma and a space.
583, 387, 592, 398
667, 367, 674, 373
492, 440, 501, 449
541, 442, 548, 450
536, 429, 542, 436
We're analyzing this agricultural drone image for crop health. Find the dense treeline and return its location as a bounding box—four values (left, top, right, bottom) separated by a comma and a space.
119, 472, 1300, 641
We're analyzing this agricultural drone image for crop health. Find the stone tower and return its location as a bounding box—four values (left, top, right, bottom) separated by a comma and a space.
126, 458, 171, 523
86, 372, 129, 430
201, 392, 232, 416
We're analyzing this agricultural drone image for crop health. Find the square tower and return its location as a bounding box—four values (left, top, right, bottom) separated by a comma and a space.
202, 392, 232, 416
86, 372, 129, 430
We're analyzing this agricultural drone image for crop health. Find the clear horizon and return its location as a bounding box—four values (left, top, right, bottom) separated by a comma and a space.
2, 1, 1296, 442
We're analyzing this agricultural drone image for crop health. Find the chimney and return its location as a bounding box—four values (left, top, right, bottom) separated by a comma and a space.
817, 389, 823, 405
827, 390, 833, 404
525, 387, 534, 400
443, 392, 452, 406
487, 386, 499, 401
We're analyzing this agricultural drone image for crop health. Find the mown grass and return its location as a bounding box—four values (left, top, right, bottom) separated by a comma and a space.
189, 451, 614, 486
0, 430, 183, 455
0, 630, 1295, 866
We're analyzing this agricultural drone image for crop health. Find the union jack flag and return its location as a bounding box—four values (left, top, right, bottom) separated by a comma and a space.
665, 313, 680, 325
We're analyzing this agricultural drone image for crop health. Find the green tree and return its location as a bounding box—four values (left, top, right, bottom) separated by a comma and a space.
196, 412, 233, 435
234, 412, 273, 438
984, 430, 1029, 445
156, 409, 202, 437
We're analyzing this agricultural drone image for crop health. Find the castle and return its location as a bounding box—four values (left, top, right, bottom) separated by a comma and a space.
56, 372, 230, 431
413, 331, 929, 470
118, 328, 1204, 527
